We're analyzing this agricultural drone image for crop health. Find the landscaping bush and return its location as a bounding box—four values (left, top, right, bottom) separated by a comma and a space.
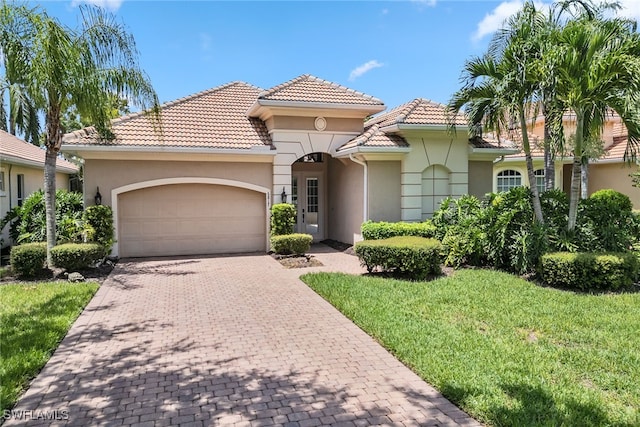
361, 220, 436, 240
270, 233, 312, 255
578, 189, 635, 252
0, 190, 84, 244
9, 242, 47, 278
83, 205, 114, 252
432, 195, 483, 240
540, 252, 639, 291
354, 236, 442, 279
270, 203, 296, 236
50, 243, 105, 271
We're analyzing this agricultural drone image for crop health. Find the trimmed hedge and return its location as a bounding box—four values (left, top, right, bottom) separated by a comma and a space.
271, 233, 313, 255
361, 221, 436, 240
51, 243, 105, 271
270, 203, 296, 236
540, 252, 639, 291
83, 205, 114, 252
354, 236, 442, 279
9, 242, 47, 278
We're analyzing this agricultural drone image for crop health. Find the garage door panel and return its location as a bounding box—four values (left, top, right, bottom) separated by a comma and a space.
119, 184, 266, 257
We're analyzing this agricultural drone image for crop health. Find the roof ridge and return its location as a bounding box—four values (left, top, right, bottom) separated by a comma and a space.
259, 74, 384, 104
356, 124, 380, 146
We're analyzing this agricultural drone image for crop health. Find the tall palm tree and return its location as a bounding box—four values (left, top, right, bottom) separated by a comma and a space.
553, 15, 640, 230
0, 4, 161, 265
449, 1, 545, 224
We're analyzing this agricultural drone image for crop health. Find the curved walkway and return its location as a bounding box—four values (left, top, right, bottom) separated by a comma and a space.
6, 245, 480, 426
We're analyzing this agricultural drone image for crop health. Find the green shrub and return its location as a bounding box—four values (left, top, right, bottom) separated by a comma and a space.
9, 242, 47, 278
354, 236, 442, 279
441, 224, 487, 268
270, 203, 296, 236
270, 233, 312, 255
361, 221, 436, 240
50, 243, 105, 271
540, 252, 639, 291
83, 205, 114, 252
0, 190, 84, 244
432, 195, 483, 240
578, 189, 634, 252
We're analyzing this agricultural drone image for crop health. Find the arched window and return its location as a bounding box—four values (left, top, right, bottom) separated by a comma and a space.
496, 170, 522, 193
534, 169, 545, 194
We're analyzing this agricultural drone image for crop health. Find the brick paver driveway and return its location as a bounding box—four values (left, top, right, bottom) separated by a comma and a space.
6, 246, 480, 426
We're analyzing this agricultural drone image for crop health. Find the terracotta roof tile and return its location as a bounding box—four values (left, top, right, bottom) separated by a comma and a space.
365, 98, 467, 127
259, 74, 384, 106
602, 138, 629, 160
63, 82, 272, 149
338, 124, 409, 151
0, 130, 79, 172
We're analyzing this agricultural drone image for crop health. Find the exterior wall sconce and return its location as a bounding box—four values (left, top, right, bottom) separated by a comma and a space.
281, 187, 287, 203
94, 187, 102, 205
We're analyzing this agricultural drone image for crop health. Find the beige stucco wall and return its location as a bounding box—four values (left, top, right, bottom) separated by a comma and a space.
0, 164, 71, 246
589, 162, 640, 208
468, 161, 493, 198
327, 157, 363, 244
83, 159, 272, 207
265, 116, 364, 133
368, 161, 401, 222
493, 161, 564, 192
401, 132, 468, 221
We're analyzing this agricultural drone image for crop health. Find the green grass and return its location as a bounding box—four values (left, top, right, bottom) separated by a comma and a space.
0, 281, 99, 412
301, 270, 640, 427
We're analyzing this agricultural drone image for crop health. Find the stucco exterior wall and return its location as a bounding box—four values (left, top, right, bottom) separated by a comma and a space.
265, 116, 364, 133
493, 161, 564, 192
468, 161, 493, 198
401, 133, 468, 221
368, 161, 401, 222
589, 162, 640, 208
83, 159, 272, 207
327, 157, 363, 244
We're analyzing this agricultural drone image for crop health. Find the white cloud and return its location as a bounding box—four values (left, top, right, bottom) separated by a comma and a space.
349, 60, 384, 81
199, 33, 212, 52
71, 0, 124, 12
616, 0, 640, 21
411, 0, 437, 7
472, 0, 524, 42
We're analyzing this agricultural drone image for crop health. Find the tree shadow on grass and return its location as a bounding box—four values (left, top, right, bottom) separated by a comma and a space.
441, 381, 637, 427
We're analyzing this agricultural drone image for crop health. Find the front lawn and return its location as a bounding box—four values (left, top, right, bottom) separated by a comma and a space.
0, 282, 99, 413
301, 270, 640, 426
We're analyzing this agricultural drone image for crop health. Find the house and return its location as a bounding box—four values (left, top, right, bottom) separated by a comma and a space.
0, 130, 80, 246
61, 74, 515, 258
491, 112, 640, 207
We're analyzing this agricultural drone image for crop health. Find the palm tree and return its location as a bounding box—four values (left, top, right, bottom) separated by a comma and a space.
0, 4, 161, 265
449, 1, 545, 224
553, 14, 640, 230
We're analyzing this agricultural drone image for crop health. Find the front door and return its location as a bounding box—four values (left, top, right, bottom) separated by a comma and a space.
292, 173, 323, 240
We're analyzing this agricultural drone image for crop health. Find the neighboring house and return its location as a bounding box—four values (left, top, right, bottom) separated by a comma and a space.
493, 113, 640, 207
0, 130, 80, 246
61, 74, 515, 258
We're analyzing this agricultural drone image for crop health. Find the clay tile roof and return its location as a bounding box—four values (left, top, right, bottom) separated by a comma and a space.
602, 138, 629, 160
0, 130, 78, 172
365, 98, 467, 127
337, 124, 409, 151
469, 135, 517, 150
259, 74, 384, 106
63, 82, 272, 149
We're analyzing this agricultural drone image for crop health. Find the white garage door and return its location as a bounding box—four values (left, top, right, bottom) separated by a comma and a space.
118, 184, 266, 258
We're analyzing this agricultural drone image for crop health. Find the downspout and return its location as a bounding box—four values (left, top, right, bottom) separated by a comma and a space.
493, 155, 505, 164
349, 153, 368, 222
8, 164, 12, 209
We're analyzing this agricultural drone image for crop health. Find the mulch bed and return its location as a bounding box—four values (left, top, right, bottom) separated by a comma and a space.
1, 261, 115, 285
272, 254, 324, 269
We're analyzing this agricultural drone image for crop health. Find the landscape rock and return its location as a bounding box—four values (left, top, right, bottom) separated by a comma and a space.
68, 272, 85, 283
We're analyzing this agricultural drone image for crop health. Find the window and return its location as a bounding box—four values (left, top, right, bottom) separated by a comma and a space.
291, 176, 298, 208
534, 169, 545, 194
0, 171, 5, 192
496, 170, 522, 193
17, 174, 25, 206
295, 153, 323, 163
306, 178, 318, 213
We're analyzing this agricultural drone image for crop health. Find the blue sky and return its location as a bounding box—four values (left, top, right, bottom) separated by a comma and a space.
36, 0, 640, 110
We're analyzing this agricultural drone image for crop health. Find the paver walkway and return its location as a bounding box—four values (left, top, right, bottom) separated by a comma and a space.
5, 245, 480, 426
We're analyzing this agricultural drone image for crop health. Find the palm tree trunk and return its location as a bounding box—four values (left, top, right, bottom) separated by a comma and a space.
44, 101, 62, 267
580, 159, 588, 199
519, 109, 545, 224
543, 102, 555, 191
568, 110, 585, 231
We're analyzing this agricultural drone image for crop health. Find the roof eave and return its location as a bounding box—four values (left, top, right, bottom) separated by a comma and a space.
380, 124, 454, 133
334, 146, 411, 157
249, 99, 385, 116
60, 144, 276, 155
0, 154, 78, 173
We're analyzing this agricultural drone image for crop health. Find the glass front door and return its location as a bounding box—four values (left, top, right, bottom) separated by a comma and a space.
292, 173, 323, 240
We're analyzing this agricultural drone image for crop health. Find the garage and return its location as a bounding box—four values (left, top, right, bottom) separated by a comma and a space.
118, 183, 267, 258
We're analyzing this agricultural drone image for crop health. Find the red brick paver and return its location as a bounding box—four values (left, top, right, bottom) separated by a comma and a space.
5, 245, 480, 426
